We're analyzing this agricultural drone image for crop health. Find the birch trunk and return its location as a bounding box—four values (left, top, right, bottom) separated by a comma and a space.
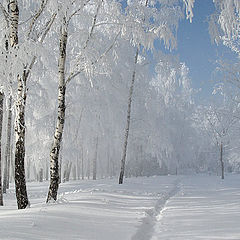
10, 143, 14, 183
87, 156, 90, 180
9, 0, 19, 47
6, 141, 11, 188
66, 162, 72, 181
119, 49, 138, 184
77, 156, 80, 180
220, 142, 224, 179
8, 0, 29, 209
45, 161, 49, 181
47, 26, 68, 202
81, 151, 84, 180
72, 164, 76, 180
15, 70, 29, 209
59, 153, 62, 184
3, 96, 12, 193
93, 137, 98, 180
0, 92, 4, 205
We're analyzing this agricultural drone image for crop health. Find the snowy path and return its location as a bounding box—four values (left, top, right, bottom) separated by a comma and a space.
132, 179, 180, 240
0, 176, 178, 240
1, 175, 240, 240
151, 175, 240, 240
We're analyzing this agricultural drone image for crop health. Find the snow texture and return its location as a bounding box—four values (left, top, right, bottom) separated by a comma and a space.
1, 175, 240, 239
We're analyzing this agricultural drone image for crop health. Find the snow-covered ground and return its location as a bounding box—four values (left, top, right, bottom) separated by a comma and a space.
152, 175, 240, 240
0, 174, 240, 240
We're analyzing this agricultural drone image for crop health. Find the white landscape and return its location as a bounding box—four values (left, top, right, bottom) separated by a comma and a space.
0, 0, 240, 240
1, 174, 240, 240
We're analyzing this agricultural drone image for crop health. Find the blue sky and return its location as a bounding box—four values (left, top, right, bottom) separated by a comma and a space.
176, 0, 236, 102
122, 0, 237, 102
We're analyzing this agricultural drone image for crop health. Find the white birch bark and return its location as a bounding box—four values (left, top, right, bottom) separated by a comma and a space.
81, 148, 84, 180
220, 142, 224, 179
93, 137, 98, 180
3, 96, 12, 193
0, 92, 4, 206
15, 69, 29, 209
7, 0, 29, 209
119, 0, 149, 184
8, 0, 19, 47
119, 49, 138, 184
47, 25, 68, 202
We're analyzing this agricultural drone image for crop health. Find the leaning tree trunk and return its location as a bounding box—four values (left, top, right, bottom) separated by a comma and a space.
3, 96, 12, 193
0, 92, 4, 205
46, 26, 68, 202
220, 142, 224, 179
119, 49, 138, 184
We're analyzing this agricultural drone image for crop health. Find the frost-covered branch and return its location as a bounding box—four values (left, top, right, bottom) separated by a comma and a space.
66, 31, 120, 85
25, 13, 56, 80
67, 0, 91, 25
83, 0, 103, 49
210, 0, 240, 54
39, 12, 57, 43
0, 3, 9, 26
27, 0, 49, 38
183, 0, 195, 23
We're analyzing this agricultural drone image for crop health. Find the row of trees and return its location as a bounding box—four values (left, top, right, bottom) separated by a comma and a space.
0, 0, 196, 209
0, 0, 239, 210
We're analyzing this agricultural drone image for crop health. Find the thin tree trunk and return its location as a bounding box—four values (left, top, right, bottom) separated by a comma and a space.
3, 96, 13, 193
10, 143, 14, 183
72, 164, 76, 180
107, 145, 110, 177
0, 92, 4, 205
87, 155, 90, 180
93, 137, 98, 180
59, 153, 62, 184
66, 162, 72, 181
119, 49, 138, 184
26, 158, 31, 181
39, 168, 43, 182
45, 160, 49, 181
47, 25, 68, 202
81, 148, 84, 180
77, 156, 80, 180
220, 142, 224, 179
7, 120, 14, 189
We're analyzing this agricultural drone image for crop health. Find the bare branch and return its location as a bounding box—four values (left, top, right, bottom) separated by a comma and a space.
25, 12, 57, 80
0, 3, 9, 26
67, 0, 91, 24
95, 22, 122, 28
27, 0, 49, 38
83, 0, 103, 50
39, 12, 57, 43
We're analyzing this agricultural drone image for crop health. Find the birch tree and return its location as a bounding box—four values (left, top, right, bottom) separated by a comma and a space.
201, 98, 238, 179
47, 18, 68, 201
3, 96, 12, 193
0, 0, 56, 209
119, 0, 194, 183
0, 91, 4, 205
119, 49, 138, 184
47, 0, 123, 201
